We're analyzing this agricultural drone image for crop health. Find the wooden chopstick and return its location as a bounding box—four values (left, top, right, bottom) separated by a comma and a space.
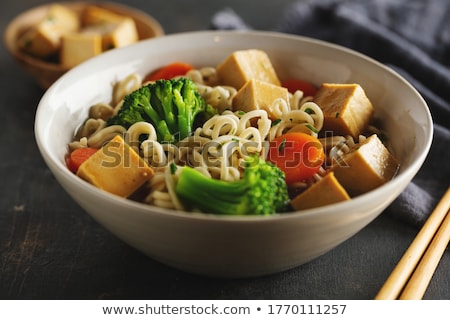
375, 186, 450, 300
399, 207, 450, 299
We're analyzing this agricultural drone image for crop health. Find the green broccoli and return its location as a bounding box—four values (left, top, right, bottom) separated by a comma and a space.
174, 156, 291, 215
107, 78, 217, 143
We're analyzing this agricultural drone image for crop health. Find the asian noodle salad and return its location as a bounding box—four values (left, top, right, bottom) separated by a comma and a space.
66, 49, 399, 215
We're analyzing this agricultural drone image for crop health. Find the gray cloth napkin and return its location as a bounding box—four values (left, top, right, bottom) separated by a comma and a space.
211, 0, 450, 227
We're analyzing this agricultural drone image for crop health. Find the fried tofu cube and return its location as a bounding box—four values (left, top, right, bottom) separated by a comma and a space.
232, 79, 289, 119
81, 6, 138, 50
60, 32, 102, 68
331, 134, 399, 196
44, 4, 80, 32
82, 5, 128, 25
18, 4, 80, 58
19, 23, 61, 58
101, 18, 139, 50
313, 83, 374, 138
291, 172, 350, 210
77, 135, 154, 198
81, 17, 138, 51
216, 49, 281, 90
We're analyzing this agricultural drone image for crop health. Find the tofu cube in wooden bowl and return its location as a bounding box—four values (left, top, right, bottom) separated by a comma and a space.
4, 1, 164, 89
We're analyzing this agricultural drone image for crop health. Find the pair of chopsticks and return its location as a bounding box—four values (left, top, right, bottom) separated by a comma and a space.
375, 186, 450, 300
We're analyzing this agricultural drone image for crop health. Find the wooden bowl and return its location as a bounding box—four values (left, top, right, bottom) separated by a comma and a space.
4, 1, 164, 89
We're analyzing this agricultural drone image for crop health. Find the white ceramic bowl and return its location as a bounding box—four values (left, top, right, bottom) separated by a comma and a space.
35, 31, 433, 278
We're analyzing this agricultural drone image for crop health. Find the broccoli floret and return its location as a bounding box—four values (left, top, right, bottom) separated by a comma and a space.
107, 78, 217, 143
174, 156, 290, 215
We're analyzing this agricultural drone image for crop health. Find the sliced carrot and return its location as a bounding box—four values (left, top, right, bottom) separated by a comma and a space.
143, 62, 194, 82
267, 132, 324, 184
67, 147, 98, 173
282, 78, 318, 97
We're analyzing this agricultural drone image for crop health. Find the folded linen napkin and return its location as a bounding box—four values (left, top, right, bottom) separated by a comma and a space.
211, 0, 450, 227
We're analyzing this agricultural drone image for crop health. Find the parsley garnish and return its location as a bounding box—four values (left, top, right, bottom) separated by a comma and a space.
271, 119, 282, 127
305, 124, 319, 134
170, 162, 178, 174
278, 138, 287, 152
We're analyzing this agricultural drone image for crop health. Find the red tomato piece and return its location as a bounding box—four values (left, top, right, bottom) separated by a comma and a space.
267, 132, 325, 184
143, 62, 194, 82
282, 78, 318, 97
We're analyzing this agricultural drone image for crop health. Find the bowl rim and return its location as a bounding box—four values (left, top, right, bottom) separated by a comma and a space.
3, 0, 165, 73
34, 30, 434, 223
